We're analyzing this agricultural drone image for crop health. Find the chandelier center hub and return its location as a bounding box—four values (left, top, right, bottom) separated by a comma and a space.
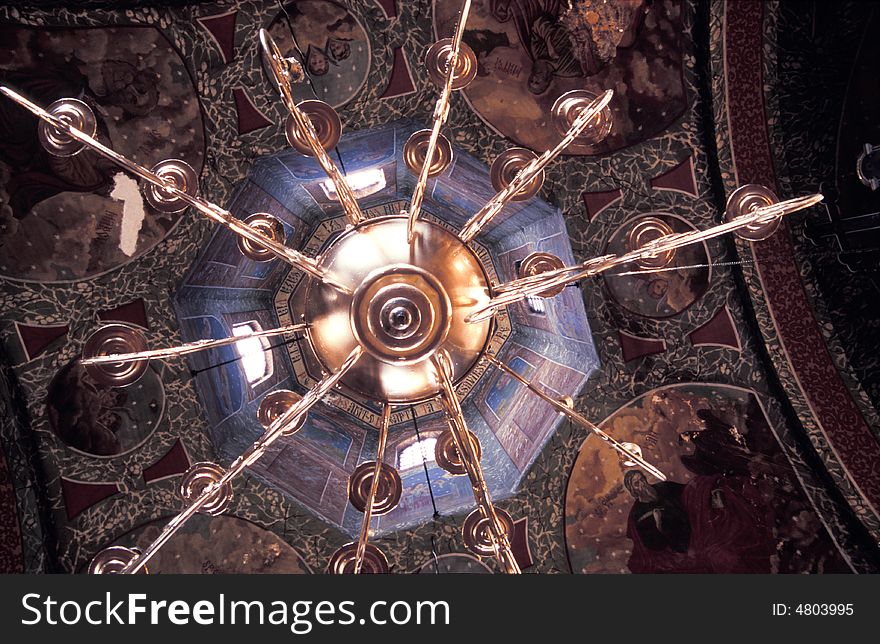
351, 264, 451, 363
304, 216, 492, 403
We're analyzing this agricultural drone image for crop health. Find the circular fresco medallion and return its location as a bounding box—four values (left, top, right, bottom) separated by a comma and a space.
100, 514, 311, 574
0, 24, 204, 282
46, 357, 165, 458
433, 0, 687, 155
564, 384, 850, 574
602, 213, 710, 318
266, 0, 370, 108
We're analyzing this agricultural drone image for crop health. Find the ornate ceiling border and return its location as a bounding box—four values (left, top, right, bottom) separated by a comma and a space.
714, 0, 880, 536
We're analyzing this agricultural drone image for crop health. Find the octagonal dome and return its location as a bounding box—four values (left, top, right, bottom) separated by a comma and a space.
173, 119, 599, 536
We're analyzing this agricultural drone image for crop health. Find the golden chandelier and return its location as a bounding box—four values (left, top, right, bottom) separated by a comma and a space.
0, 0, 820, 575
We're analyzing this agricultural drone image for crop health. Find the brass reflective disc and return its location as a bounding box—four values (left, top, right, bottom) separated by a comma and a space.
518, 251, 566, 297
490, 147, 544, 201
347, 461, 402, 515
38, 98, 97, 157
551, 89, 613, 146
327, 542, 389, 574
724, 184, 781, 241
462, 507, 515, 557
81, 324, 149, 388
403, 129, 454, 177
626, 216, 676, 269
237, 213, 286, 262
350, 265, 451, 364
305, 216, 492, 403
178, 461, 232, 516
434, 428, 482, 476
88, 546, 146, 575
257, 389, 305, 435
144, 159, 199, 214
285, 100, 342, 155
425, 38, 478, 90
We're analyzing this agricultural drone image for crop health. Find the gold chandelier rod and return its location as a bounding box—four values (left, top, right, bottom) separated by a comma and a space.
466, 192, 823, 322
432, 352, 521, 574
458, 89, 614, 244
0, 86, 352, 294
484, 354, 666, 480
80, 323, 308, 366
119, 345, 365, 574
405, 0, 472, 243
258, 29, 364, 228
353, 403, 392, 574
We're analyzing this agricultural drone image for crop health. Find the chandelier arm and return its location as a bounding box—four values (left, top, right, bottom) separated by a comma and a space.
490, 265, 590, 294
432, 353, 521, 574
465, 192, 824, 322
80, 323, 308, 366
258, 29, 364, 228
458, 89, 614, 243
405, 0, 473, 243
180, 198, 351, 293
0, 86, 352, 294
353, 403, 392, 574
118, 345, 364, 574
191, 201, 350, 293
484, 354, 666, 480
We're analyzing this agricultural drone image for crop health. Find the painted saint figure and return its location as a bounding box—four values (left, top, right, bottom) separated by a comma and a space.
489, 0, 582, 94
304, 37, 353, 76
0, 55, 160, 220
624, 432, 776, 574
488, 0, 649, 93
624, 470, 691, 556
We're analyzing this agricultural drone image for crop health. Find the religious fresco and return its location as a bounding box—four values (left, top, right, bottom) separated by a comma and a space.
602, 213, 710, 318
565, 384, 851, 573
45, 358, 164, 457
266, 0, 370, 108
0, 24, 204, 282
296, 412, 354, 465
382, 465, 470, 525
475, 343, 588, 470
433, 0, 687, 155
179, 315, 244, 424
109, 514, 311, 574
0, 0, 876, 576
371, 418, 475, 535
485, 355, 535, 415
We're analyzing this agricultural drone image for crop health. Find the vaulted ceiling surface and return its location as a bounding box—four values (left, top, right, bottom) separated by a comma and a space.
0, 0, 877, 574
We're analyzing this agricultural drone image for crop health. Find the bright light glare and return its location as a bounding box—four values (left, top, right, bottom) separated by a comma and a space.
398, 437, 437, 470
525, 296, 546, 315
233, 322, 271, 385
321, 167, 386, 201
